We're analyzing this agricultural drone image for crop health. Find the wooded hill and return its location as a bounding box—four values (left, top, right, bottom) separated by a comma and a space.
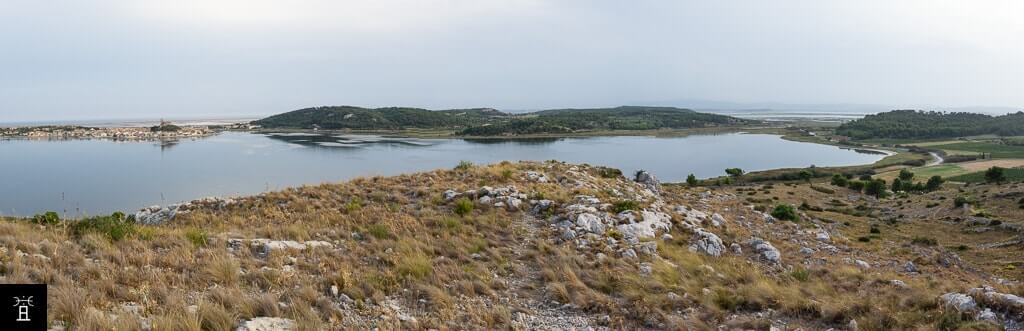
252, 106, 752, 136
836, 109, 1024, 140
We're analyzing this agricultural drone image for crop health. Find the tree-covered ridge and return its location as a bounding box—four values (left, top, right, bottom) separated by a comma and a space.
253, 105, 751, 135
252, 106, 506, 130
836, 109, 1024, 139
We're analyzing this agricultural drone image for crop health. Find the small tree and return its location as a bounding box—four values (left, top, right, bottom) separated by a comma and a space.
985, 166, 1006, 184
865, 179, 888, 198
686, 174, 698, 187
898, 169, 915, 181
891, 178, 903, 192
798, 170, 813, 183
725, 168, 744, 177
848, 180, 865, 192
925, 175, 944, 191
771, 204, 797, 221
831, 174, 848, 187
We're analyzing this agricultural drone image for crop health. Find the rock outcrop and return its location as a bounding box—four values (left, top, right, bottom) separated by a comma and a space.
689, 229, 726, 257
236, 317, 297, 331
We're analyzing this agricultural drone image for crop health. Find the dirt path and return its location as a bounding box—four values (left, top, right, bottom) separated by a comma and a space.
925, 152, 944, 166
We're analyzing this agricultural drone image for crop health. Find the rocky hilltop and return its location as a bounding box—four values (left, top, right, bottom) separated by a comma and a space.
4, 161, 1023, 330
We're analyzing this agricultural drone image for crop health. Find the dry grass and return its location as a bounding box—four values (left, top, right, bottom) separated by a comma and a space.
1, 161, 1015, 329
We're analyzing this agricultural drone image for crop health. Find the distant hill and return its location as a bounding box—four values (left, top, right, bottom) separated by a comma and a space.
836, 110, 1024, 140
252, 105, 752, 136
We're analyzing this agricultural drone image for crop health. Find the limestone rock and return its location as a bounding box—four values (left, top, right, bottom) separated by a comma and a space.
748, 238, 781, 264
710, 213, 727, 227
940, 293, 979, 314
575, 213, 606, 234
689, 229, 725, 257
236, 317, 297, 331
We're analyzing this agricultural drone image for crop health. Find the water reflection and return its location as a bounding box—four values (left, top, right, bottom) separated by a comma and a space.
262, 132, 436, 149
0, 132, 885, 216
462, 137, 563, 145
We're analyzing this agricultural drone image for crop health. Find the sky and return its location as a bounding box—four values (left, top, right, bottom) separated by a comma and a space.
1, 1, 1023, 122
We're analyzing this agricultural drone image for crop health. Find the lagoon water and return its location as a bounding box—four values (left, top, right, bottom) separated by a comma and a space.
0, 132, 883, 217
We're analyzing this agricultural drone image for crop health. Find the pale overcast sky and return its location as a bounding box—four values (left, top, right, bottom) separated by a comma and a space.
1, 1, 1022, 122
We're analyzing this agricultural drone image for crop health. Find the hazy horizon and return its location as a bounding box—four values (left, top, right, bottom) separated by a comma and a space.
3, 1, 1023, 122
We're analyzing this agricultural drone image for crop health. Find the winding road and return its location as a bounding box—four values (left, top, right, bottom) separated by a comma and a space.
925, 152, 944, 167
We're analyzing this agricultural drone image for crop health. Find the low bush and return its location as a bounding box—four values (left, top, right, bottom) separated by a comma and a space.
611, 200, 640, 213
911, 236, 937, 246
810, 185, 835, 194
32, 211, 60, 225
454, 198, 474, 216
71, 212, 136, 241
771, 204, 797, 221
185, 228, 209, 247
454, 160, 474, 171
367, 224, 391, 239
595, 166, 623, 178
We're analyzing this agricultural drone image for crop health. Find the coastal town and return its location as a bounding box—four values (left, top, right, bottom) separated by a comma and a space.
0, 120, 215, 140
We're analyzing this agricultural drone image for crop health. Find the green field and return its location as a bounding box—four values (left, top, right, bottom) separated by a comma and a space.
947, 167, 1024, 183
910, 164, 968, 178
927, 141, 1024, 158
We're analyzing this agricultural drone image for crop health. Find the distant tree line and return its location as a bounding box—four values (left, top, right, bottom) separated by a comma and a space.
836, 110, 1024, 139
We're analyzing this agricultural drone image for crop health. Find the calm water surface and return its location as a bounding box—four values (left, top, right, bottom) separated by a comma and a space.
0, 132, 883, 217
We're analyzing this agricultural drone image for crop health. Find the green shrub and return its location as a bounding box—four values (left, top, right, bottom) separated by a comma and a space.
954, 196, 971, 208
439, 218, 461, 231
771, 204, 797, 221
725, 168, 744, 177
686, 174, 698, 187
911, 236, 937, 246
865, 179, 888, 198
985, 166, 1006, 184
454, 198, 474, 217
185, 228, 209, 247
595, 167, 623, 178
810, 185, 835, 194
898, 169, 915, 181
848, 180, 866, 192
831, 174, 848, 187
72, 212, 136, 241
344, 197, 363, 213
789, 268, 810, 282
367, 224, 391, 239
454, 160, 474, 171
32, 211, 61, 225
926, 175, 945, 191
611, 200, 640, 213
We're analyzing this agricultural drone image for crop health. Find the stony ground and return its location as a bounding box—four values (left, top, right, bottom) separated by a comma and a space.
1, 161, 1022, 330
